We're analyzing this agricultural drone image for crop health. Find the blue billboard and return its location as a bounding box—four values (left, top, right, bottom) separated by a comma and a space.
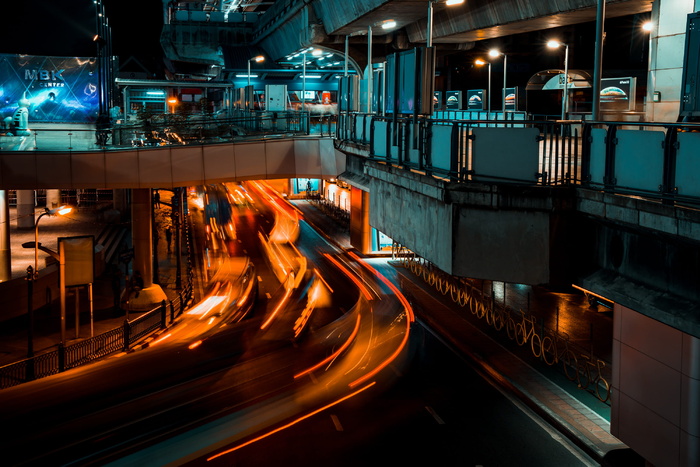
0, 54, 98, 123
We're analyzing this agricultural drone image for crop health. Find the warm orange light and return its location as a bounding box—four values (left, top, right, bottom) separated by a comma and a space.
294, 313, 362, 379
474, 59, 487, 66
260, 281, 294, 329
323, 253, 374, 301
207, 382, 376, 461
150, 333, 172, 346
347, 251, 415, 322
167, 97, 178, 104
188, 340, 203, 349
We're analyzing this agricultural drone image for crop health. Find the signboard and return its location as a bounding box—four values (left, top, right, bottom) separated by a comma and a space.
505, 87, 517, 111
0, 54, 99, 123
433, 91, 442, 110
59, 235, 94, 287
600, 77, 636, 111
445, 91, 462, 110
467, 89, 486, 110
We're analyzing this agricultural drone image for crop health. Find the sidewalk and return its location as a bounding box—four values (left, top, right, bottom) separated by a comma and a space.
0, 197, 186, 367
291, 199, 643, 466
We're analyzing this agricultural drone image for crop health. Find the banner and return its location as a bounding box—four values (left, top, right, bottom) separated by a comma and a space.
0, 54, 98, 123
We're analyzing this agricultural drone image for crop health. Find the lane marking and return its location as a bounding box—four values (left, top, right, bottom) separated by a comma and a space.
330, 414, 344, 432
425, 406, 445, 425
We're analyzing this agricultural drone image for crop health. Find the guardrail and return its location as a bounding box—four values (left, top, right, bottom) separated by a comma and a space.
0, 215, 196, 390
337, 112, 700, 208
397, 249, 612, 403
0, 111, 321, 152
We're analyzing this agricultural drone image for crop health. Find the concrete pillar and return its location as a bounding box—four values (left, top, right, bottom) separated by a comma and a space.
113, 188, 128, 214
0, 190, 11, 281
645, 0, 697, 123
16, 190, 35, 229
350, 187, 371, 254
45, 189, 61, 210
129, 188, 166, 310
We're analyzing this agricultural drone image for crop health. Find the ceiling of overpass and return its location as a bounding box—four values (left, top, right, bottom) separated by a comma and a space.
170, 0, 653, 72
322, 0, 653, 43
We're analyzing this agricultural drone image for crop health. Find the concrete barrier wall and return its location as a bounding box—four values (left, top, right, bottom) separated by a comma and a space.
0, 138, 345, 190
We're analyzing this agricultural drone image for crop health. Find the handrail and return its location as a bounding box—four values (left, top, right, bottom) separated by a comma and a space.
337, 111, 700, 209
0, 214, 196, 390
0, 110, 334, 153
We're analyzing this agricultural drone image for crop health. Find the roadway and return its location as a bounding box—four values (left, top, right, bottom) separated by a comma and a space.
0, 182, 638, 466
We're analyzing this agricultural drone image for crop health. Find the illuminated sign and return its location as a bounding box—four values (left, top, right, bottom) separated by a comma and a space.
445, 91, 462, 110
467, 89, 485, 110
0, 54, 98, 123
600, 77, 636, 111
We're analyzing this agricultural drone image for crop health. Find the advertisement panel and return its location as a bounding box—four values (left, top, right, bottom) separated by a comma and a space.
433, 91, 442, 110
505, 87, 517, 111
0, 54, 98, 123
60, 235, 95, 287
445, 91, 462, 110
467, 89, 486, 110
600, 77, 636, 111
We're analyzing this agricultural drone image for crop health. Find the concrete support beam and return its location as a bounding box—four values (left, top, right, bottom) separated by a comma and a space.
350, 187, 371, 254
16, 190, 34, 230
0, 190, 10, 282
129, 188, 166, 311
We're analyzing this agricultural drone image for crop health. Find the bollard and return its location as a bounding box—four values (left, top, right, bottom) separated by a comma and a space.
160, 300, 167, 329
58, 343, 66, 373
123, 320, 130, 352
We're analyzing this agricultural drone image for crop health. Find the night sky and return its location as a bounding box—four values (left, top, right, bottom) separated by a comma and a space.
0, 0, 163, 61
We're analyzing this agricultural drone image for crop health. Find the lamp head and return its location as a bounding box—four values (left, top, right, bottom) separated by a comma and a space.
56, 206, 72, 216
381, 20, 397, 30
642, 21, 653, 32
488, 49, 501, 58
474, 59, 487, 66
252, 55, 265, 63
547, 40, 563, 49
445, 0, 464, 5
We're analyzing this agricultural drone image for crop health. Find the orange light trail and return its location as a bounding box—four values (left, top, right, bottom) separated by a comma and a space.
207, 382, 376, 461
260, 283, 294, 330
323, 253, 373, 301
294, 313, 361, 379
150, 333, 172, 346
188, 340, 203, 349
347, 251, 415, 322
346, 251, 414, 388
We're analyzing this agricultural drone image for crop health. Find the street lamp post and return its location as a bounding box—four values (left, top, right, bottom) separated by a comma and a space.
547, 40, 570, 120
427, 0, 464, 48
26, 205, 72, 361
489, 49, 507, 112
475, 59, 491, 114
247, 55, 265, 109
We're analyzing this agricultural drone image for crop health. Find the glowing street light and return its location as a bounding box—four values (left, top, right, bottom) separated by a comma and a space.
427, 0, 464, 48
547, 40, 570, 120
474, 58, 491, 114
489, 49, 507, 112
248, 55, 265, 88
25, 205, 72, 361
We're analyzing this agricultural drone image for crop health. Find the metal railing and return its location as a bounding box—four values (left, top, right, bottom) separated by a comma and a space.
0, 218, 196, 390
397, 249, 612, 404
337, 111, 700, 208
0, 111, 322, 153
